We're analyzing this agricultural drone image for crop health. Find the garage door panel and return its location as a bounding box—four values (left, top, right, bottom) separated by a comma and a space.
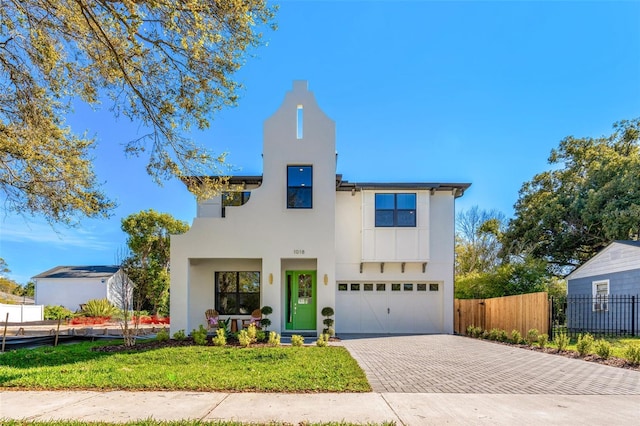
336, 281, 444, 334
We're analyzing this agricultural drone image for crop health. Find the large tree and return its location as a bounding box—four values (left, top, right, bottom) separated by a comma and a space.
0, 1, 276, 224
455, 206, 506, 276
502, 118, 640, 273
121, 209, 189, 315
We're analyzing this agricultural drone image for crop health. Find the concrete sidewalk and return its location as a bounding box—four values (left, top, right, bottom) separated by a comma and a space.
2, 390, 640, 425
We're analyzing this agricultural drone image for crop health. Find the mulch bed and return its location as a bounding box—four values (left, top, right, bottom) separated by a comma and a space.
92, 336, 341, 353
480, 338, 640, 371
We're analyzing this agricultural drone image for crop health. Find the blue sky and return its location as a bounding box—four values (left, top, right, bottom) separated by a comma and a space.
2, 1, 639, 284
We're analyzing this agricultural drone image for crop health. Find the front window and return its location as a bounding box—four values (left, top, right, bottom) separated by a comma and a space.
592, 279, 609, 311
222, 191, 250, 217
215, 272, 260, 314
375, 193, 416, 227
287, 166, 312, 208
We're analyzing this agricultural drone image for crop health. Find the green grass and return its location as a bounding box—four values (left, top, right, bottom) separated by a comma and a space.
1, 422, 396, 426
0, 342, 371, 392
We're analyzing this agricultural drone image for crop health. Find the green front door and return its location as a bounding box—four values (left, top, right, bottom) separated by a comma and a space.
285, 271, 316, 330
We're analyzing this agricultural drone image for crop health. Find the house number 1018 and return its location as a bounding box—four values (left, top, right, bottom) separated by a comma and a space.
294, 249, 305, 255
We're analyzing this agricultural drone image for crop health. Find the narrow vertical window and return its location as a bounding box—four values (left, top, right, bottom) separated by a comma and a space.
296, 105, 304, 139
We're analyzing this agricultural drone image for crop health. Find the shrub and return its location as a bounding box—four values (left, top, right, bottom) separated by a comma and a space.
472, 326, 483, 338
172, 329, 186, 341
576, 333, 595, 356
291, 334, 304, 347
268, 331, 281, 346
554, 331, 570, 351
212, 328, 226, 346
246, 324, 258, 343
192, 325, 208, 346
256, 330, 266, 342
238, 329, 252, 347
82, 298, 118, 318
466, 325, 476, 336
526, 329, 539, 346
44, 305, 74, 320
316, 333, 330, 347
155, 328, 169, 342
594, 339, 612, 359
321, 306, 335, 335
487, 328, 500, 341
260, 306, 273, 330
537, 333, 548, 349
624, 343, 640, 365
510, 330, 522, 344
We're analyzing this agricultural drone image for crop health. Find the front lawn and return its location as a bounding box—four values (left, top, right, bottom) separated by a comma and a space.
0, 342, 371, 392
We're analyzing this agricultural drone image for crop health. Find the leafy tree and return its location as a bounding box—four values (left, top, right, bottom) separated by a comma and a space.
455, 256, 552, 299
121, 209, 189, 314
455, 206, 506, 276
13, 281, 35, 298
502, 118, 640, 273
1, 1, 276, 224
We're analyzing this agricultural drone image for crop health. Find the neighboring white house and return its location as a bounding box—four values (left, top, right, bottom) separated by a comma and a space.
33, 265, 130, 311
170, 81, 470, 336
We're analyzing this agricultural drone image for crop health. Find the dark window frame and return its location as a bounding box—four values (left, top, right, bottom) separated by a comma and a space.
215, 271, 260, 315
287, 165, 313, 209
222, 191, 251, 218
375, 193, 416, 227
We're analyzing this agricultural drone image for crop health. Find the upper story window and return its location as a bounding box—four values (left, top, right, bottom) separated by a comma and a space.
222, 191, 250, 218
287, 166, 312, 208
375, 193, 416, 227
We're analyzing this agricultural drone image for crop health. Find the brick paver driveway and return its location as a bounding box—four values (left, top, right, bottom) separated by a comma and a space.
341, 334, 640, 394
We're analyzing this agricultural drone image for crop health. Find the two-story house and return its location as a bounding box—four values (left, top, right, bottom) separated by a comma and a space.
170, 81, 469, 336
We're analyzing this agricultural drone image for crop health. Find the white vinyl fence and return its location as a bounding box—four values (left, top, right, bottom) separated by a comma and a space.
0, 304, 44, 322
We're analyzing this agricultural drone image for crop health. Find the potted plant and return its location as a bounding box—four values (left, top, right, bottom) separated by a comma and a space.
321, 306, 335, 336
260, 305, 273, 330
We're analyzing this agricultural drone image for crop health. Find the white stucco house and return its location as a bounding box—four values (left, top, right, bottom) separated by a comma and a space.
170, 81, 470, 336
33, 265, 130, 311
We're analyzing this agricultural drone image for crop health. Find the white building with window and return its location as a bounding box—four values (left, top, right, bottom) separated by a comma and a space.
170, 81, 469, 336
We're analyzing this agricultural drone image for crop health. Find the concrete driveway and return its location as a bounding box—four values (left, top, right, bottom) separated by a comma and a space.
341, 334, 640, 394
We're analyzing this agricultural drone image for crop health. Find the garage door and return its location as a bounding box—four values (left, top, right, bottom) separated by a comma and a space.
335, 282, 443, 333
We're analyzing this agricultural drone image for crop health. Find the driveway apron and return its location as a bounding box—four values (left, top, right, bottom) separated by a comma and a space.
341, 334, 640, 394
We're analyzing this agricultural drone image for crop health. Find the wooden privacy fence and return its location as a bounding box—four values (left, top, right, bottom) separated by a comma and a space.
455, 292, 549, 337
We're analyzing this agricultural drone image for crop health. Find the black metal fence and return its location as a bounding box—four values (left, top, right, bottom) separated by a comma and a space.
549, 294, 638, 339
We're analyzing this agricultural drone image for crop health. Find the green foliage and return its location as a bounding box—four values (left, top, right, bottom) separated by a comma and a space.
12, 280, 35, 298
510, 330, 522, 344
291, 334, 305, 347
268, 331, 281, 347
322, 306, 335, 335
469, 326, 483, 338
82, 299, 118, 318
44, 305, 74, 320
576, 333, 595, 356
455, 257, 551, 299
172, 330, 186, 341
0, 1, 277, 224
246, 324, 257, 342
316, 333, 330, 347
537, 333, 548, 349
594, 339, 612, 359
191, 325, 208, 346
212, 328, 227, 347
238, 329, 252, 347
624, 343, 640, 365
455, 206, 506, 277
122, 209, 189, 315
260, 305, 273, 330
256, 330, 266, 342
156, 328, 170, 342
526, 329, 539, 346
502, 118, 640, 273
554, 331, 570, 351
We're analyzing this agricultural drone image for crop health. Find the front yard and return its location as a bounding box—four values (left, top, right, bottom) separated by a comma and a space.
0, 341, 371, 392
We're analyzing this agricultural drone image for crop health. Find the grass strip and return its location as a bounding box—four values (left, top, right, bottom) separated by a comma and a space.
0, 342, 370, 392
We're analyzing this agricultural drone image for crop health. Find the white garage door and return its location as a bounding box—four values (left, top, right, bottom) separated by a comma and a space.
335, 282, 443, 334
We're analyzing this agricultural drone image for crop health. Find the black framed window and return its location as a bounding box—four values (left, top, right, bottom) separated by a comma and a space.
375, 193, 416, 227
215, 272, 260, 314
287, 166, 312, 208
222, 191, 250, 217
